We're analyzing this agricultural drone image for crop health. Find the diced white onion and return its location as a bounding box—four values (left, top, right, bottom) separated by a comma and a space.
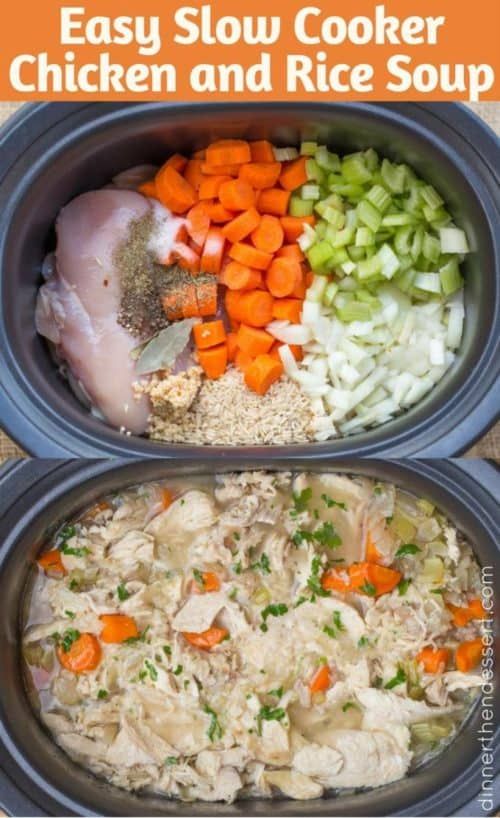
267, 321, 313, 345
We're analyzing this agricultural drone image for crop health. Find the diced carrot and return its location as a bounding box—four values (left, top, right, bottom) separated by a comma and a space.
250, 140, 276, 163
239, 162, 282, 190
235, 348, 253, 372
137, 180, 158, 199
206, 139, 251, 167
229, 317, 240, 332
199, 175, 233, 200
229, 242, 273, 272
57, 633, 101, 674
280, 215, 316, 243
455, 637, 482, 672
173, 241, 200, 274
201, 163, 241, 177
195, 278, 218, 317
232, 290, 274, 327
191, 571, 221, 594
192, 148, 206, 160
193, 320, 227, 350
277, 243, 305, 262
309, 664, 331, 694
222, 208, 261, 244
222, 261, 262, 291
99, 614, 139, 644
219, 179, 256, 212
237, 325, 274, 357
155, 164, 197, 214
86, 500, 111, 518
183, 159, 205, 191
280, 156, 309, 191
447, 598, 486, 627
186, 202, 211, 247
161, 488, 174, 509
165, 153, 188, 173
321, 568, 351, 593
305, 270, 314, 287
245, 354, 283, 395
365, 533, 382, 564
266, 257, 302, 298
455, 638, 482, 672
292, 274, 308, 300
251, 214, 284, 254
198, 344, 228, 379
162, 291, 189, 321
201, 228, 226, 275
257, 188, 291, 217
417, 647, 450, 674
272, 298, 302, 324
37, 549, 66, 575
204, 200, 234, 223
353, 563, 401, 597
227, 332, 238, 362
183, 626, 229, 650
225, 289, 244, 321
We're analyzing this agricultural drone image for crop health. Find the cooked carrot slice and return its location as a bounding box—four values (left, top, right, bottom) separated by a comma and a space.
201, 163, 242, 177
195, 277, 218, 317
199, 175, 233, 200
272, 298, 302, 324
249, 140, 276, 163
57, 633, 101, 674
161, 488, 174, 508
251, 214, 284, 254
186, 202, 211, 247
321, 568, 351, 593
280, 215, 316, 243
191, 571, 221, 594
206, 139, 251, 167
237, 325, 274, 357
266, 257, 302, 298
228, 242, 273, 272
173, 242, 200, 274
193, 320, 227, 350
244, 354, 283, 395
455, 638, 482, 671
37, 549, 66, 575
198, 344, 228, 379
231, 290, 274, 327
257, 188, 291, 217
165, 153, 188, 172
235, 348, 253, 372
239, 162, 282, 190
183, 159, 205, 191
309, 664, 331, 693
280, 156, 309, 191
99, 614, 139, 644
204, 200, 234, 223
277, 243, 305, 262
137, 180, 158, 199
270, 342, 304, 363
155, 165, 197, 214
222, 208, 261, 244
222, 261, 262, 291
201, 228, 226, 275
219, 179, 256, 212
417, 647, 450, 674
183, 627, 229, 650
365, 533, 382, 564
227, 332, 238, 362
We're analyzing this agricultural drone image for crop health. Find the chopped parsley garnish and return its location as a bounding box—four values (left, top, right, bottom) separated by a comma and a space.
321, 494, 347, 510
323, 610, 345, 639
373, 486, 383, 495
256, 705, 286, 735
313, 521, 342, 549
64, 610, 75, 620
307, 556, 331, 600
59, 628, 81, 653
204, 704, 223, 742
97, 689, 108, 699
292, 487, 312, 514
59, 544, 90, 558
57, 525, 89, 557
374, 675, 383, 688
358, 636, 369, 648
173, 664, 183, 675
267, 686, 283, 699
228, 587, 238, 600
360, 581, 377, 597
124, 625, 150, 645
69, 578, 79, 591
250, 553, 271, 575
430, 587, 446, 595
292, 529, 314, 547
395, 543, 421, 558
232, 561, 242, 575
294, 595, 308, 608
342, 701, 358, 712
398, 578, 412, 596
384, 666, 407, 690
163, 644, 172, 656
117, 582, 130, 601
260, 603, 288, 632
144, 660, 158, 682
193, 568, 205, 588
165, 756, 178, 766
233, 532, 241, 541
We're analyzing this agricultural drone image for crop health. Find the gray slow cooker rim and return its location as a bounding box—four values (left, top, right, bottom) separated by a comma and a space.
0, 458, 498, 817
0, 102, 499, 457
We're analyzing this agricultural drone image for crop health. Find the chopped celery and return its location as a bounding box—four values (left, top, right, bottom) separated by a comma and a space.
330, 247, 349, 266
357, 290, 381, 310
421, 557, 445, 585
381, 159, 406, 194
301, 184, 321, 201
316, 145, 341, 172
439, 259, 463, 295
378, 244, 400, 280
306, 158, 326, 185
439, 227, 469, 254
323, 207, 345, 229
364, 148, 380, 172
416, 498, 435, 516
315, 220, 327, 239
348, 245, 367, 262
300, 141, 318, 156
394, 225, 413, 256
355, 227, 375, 247
389, 512, 416, 542
314, 192, 343, 216
357, 200, 382, 233
423, 205, 451, 225
307, 275, 328, 302
332, 227, 355, 248
393, 268, 416, 293
421, 185, 444, 210
338, 276, 358, 292
381, 213, 415, 227
307, 240, 335, 270
323, 281, 339, 307
336, 301, 372, 322
341, 260, 356, 275
342, 155, 372, 185
410, 225, 425, 261
422, 233, 441, 263
414, 272, 441, 294
364, 184, 391, 213
357, 254, 383, 280
289, 196, 315, 217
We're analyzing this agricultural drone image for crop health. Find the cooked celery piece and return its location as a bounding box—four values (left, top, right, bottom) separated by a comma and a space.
336, 301, 372, 323
323, 281, 339, 307
355, 227, 375, 247
439, 259, 463, 295
357, 200, 382, 233
381, 213, 415, 227
422, 233, 442, 263
342, 155, 372, 185
357, 254, 383, 280
439, 227, 469, 254
414, 273, 441, 294
378, 244, 400, 280
381, 158, 406, 193
365, 184, 392, 213
421, 557, 445, 585
315, 145, 341, 172
290, 196, 315, 218
306, 158, 326, 184
323, 208, 345, 229
307, 241, 335, 271
300, 141, 318, 156
421, 185, 444, 210
300, 184, 321, 201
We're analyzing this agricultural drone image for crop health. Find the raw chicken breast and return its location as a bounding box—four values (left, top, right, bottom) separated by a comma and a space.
36, 190, 151, 433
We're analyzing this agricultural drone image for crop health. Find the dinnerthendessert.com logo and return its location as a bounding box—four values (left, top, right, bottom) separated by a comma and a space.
477, 564, 496, 813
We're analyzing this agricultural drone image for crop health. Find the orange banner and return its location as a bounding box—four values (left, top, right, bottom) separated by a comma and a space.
0, 0, 498, 100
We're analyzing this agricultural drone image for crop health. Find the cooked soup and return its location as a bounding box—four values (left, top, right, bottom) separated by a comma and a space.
23, 472, 485, 802
35, 138, 469, 445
